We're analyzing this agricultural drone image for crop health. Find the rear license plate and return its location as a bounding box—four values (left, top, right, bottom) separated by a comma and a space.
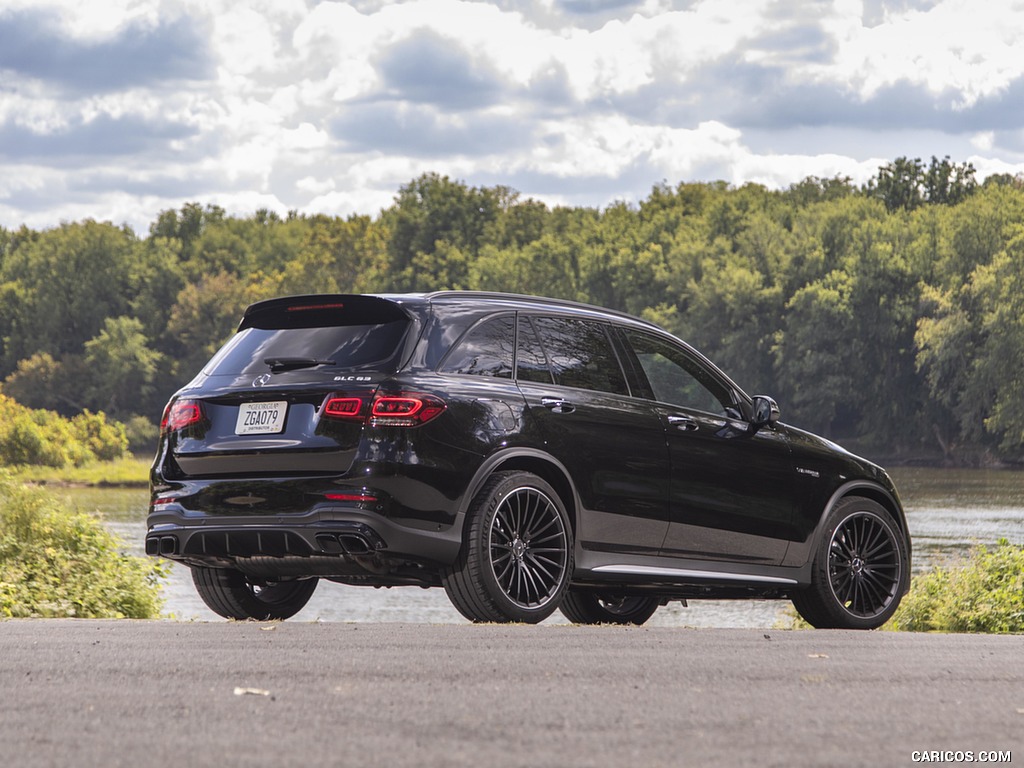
235, 401, 287, 435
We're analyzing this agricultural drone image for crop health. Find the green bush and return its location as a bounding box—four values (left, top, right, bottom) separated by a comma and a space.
2, 412, 66, 467
70, 410, 129, 462
123, 414, 159, 456
0, 395, 127, 468
891, 539, 1024, 633
0, 474, 165, 618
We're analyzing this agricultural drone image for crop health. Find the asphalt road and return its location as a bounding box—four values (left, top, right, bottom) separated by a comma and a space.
1, 620, 1021, 768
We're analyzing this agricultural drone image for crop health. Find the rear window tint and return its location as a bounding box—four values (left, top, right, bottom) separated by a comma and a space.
516, 316, 552, 384
439, 315, 514, 378
532, 317, 629, 396
204, 320, 409, 376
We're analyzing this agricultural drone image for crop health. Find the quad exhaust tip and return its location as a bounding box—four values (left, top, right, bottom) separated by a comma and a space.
146, 536, 179, 557
315, 532, 375, 556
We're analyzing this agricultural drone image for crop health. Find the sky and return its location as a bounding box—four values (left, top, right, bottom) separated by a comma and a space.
2, 0, 1024, 235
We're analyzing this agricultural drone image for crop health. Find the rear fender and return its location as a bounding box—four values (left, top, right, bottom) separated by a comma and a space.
454, 448, 582, 543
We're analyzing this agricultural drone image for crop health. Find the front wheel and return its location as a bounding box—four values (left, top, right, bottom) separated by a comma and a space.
560, 592, 660, 625
791, 497, 908, 629
443, 471, 573, 623
192, 566, 318, 621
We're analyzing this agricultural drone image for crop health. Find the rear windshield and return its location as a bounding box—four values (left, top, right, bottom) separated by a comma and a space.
203, 320, 410, 376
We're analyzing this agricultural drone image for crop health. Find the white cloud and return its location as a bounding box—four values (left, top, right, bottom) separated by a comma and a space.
2, 0, 1024, 233
816, 0, 1024, 105
213, 6, 282, 76
971, 131, 995, 152
0, 0, 165, 39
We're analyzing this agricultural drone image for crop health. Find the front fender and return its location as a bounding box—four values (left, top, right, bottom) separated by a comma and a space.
786, 479, 911, 573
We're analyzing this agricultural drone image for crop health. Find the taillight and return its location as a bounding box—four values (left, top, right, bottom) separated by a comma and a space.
160, 399, 203, 434
320, 392, 446, 427
370, 394, 446, 427
323, 396, 364, 420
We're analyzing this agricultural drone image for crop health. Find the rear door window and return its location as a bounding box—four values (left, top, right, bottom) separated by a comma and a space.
531, 316, 629, 396
515, 316, 553, 384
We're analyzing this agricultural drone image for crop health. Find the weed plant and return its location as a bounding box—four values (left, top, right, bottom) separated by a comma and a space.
891, 539, 1024, 633
0, 473, 164, 618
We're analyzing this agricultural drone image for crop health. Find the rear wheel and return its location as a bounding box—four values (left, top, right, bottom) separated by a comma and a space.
792, 497, 908, 629
560, 591, 659, 625
443, 471, 572, 623
192, 566, 318, 621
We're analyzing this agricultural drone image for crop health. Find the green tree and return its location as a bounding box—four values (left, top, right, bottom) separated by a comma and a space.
469, 238, 578, 300
923, 155, 977, 206
683, 251, 782, 395
487, 195, 549, 249
839, 217, 922, 446
82, 317, 163, 418
149, 202, 226, 262
287, 213, 388, 294
381, 173, 502, 291
162, 272, 253, 385
577, 201, 673, 315
0, 221, 139, 374
939, 184, 1024, 286
785, 175, 856, 206
1, 352, 87, 415
773, 271, 857, 436
915, 284, 984, 457
868, 156, 925, 212
918, 233, 1024, 456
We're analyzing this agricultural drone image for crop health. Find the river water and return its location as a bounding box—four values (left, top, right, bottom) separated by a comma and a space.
72, 467, 1024, 627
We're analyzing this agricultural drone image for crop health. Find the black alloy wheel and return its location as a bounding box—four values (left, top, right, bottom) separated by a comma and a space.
792, 497, 908, 629
443, 471, 572, 623
192, 566, 318, 621
560, 591, 660, 625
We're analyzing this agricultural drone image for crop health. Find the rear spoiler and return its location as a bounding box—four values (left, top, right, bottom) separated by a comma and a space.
238, 294, 413, 331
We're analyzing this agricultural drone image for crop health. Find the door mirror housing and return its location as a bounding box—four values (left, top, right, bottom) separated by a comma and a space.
750, 396, 780, 430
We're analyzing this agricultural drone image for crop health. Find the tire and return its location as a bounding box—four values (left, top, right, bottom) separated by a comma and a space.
560, 591, 659, 625
192, 566, 318, 621
792, 497, 909, 629
442, 471, 573, 623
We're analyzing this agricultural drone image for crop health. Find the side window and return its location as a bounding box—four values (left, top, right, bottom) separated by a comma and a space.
623, 329, 731, 414
439, 315, 514, 378
516, 316, 553, 384
532, 317, 629, 396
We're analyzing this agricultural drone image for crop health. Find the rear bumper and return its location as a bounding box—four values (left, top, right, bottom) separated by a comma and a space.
145, 503, 462, 570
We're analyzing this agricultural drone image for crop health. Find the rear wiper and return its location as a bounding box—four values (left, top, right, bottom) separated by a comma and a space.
264, 357, 335, 373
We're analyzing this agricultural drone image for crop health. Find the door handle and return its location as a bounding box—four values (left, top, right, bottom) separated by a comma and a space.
541, 397, 575, 414
667, 415, 699, 431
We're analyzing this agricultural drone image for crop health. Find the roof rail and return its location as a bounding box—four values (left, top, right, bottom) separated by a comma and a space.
421, 290, 661, 329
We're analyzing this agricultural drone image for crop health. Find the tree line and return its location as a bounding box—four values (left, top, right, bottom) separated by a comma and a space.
1, 156, 1022, 464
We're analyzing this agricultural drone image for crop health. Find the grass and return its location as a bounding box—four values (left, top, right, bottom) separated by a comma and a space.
10, 455, 151, 487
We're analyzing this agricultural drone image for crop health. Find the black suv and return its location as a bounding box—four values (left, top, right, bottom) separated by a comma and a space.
147, 292, 911, 629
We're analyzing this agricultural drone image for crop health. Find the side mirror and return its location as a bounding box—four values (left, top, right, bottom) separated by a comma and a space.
750, 396, 780, 430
